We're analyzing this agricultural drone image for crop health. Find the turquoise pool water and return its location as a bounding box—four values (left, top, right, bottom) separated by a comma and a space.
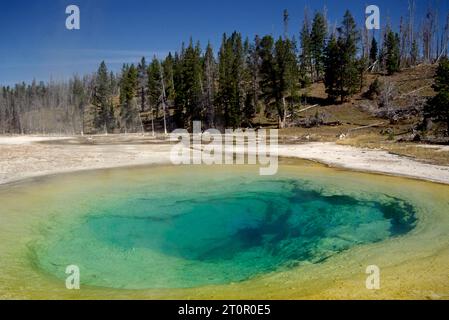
32, 166, 417, 290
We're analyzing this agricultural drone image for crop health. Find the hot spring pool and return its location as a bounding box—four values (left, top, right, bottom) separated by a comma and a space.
0, 162, 448, 299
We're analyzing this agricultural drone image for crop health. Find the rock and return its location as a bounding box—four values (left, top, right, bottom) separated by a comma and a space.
381, 128, 394, 135
425, 118, 434, 131
412, 133, 421, 142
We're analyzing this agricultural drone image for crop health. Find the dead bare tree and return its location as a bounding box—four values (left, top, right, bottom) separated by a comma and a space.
378, 80, 398, 122
361, 26, 370, 59
159, 66, 168, 135
408, 0, 416, 51
0, 74, 95, 135
437, 13, 449, 62
422, 4, 437, 63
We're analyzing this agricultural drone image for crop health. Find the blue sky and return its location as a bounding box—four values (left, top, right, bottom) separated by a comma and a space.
0, 0, 447, 85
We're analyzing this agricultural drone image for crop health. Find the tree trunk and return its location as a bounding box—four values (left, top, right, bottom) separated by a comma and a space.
280, 96, 287, 129
283, 98, 287, 127
447, 118, 449, 136
160, 69, 168, 135
151, 107, 155, 137
278, 115, 283, 129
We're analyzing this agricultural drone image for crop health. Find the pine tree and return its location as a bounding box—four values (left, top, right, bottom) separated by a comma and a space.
218, 34, 231, 127
245, 36, 261, 123
173, 50, 185, 128
110, 71, 118, 96
385, 30, 401, 74
203, 43, 217, 128
172, 51, 181, 127
324, 35, 341, 101
310, 12, 327, 80
148, 57, 162, 119
137, 57, 148, 112
184, 40, 203, 128
258, 35, 279, 122
119, 64, 129, 112
161, 53, 175, 131
277, 37, 300, 127
172, 40, 203, 129
324, 11, 361, 102
217, 32, 246, 128
339, 10, 360, 100
258, 35, 300, 128
425, 58, 449, 134
241, 37, 254, 126
119, 64, 139, 132
93, 61, 115, 133
370, 37, 378, 64
162, 53, 175, 106
231, 33, 246, 128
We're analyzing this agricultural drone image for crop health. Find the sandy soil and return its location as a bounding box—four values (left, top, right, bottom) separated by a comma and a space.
1, 135, 448, 185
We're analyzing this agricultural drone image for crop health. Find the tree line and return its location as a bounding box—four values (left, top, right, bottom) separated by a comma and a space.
1, 5, 448, 134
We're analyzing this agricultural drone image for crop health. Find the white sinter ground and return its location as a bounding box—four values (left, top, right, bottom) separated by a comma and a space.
0, 135, 448, 185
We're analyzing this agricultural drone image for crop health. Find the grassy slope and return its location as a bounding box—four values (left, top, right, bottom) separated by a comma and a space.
278, 64, 449, 166
84, 64, 448, 165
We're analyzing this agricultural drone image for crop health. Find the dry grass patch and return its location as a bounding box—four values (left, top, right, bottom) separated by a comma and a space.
337, 134, 449, 166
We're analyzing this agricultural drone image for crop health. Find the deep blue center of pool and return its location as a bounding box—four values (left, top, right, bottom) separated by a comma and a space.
35, 178, 416, 289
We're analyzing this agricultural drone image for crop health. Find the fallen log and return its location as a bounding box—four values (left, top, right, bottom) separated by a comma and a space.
399, 85, 432, 98
322, 121, 342, 126
347, 122, 386, 133
297, 104, 319, 113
